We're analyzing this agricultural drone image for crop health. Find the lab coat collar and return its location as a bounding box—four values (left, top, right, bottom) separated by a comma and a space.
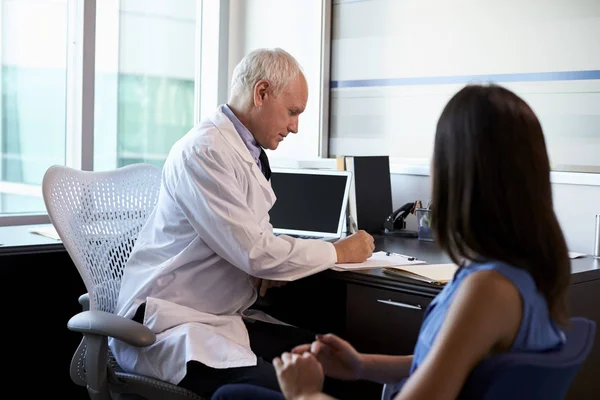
211, 107, 276, 205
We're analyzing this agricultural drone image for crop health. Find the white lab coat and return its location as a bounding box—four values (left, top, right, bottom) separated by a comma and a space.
109, 107, 337, 385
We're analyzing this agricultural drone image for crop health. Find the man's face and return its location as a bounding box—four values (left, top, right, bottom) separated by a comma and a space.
252, 75, 308, 150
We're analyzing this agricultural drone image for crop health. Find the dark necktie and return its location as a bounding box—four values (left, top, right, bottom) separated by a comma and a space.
258, 148, 271, 180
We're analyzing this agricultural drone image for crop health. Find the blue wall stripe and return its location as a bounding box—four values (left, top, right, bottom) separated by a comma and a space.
330, 70, 600, 89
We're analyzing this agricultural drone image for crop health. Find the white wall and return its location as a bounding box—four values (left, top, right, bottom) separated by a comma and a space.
553, 183, 600, 254
228, 0, 325, 161
391, 173, 600, 255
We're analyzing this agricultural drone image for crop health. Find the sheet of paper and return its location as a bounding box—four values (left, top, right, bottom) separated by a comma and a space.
385, 263, 459, 284
568, 251, 586, 259
29, 226, 61, 241
332, 251, 426, 271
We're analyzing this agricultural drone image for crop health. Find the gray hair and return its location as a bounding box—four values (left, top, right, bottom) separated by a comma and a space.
229, 47, 303, 100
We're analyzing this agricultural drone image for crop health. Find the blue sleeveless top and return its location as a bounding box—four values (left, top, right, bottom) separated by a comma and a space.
410, 260, 565, 374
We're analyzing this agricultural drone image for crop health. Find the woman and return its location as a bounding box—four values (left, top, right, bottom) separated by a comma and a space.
212, 83, 571, 400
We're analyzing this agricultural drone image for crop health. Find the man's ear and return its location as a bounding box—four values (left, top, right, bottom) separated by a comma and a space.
253, 79, 270, 107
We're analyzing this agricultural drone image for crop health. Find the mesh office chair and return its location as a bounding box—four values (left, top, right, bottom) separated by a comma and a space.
382, 317, 596, 400
42, 164, 203, 400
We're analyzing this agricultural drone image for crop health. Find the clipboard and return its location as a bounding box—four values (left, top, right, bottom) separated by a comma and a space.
332, 251, 425, 271
383, 263, 459, 285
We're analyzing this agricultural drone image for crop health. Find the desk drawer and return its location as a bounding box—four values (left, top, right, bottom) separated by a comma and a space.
345, 283, 434, 355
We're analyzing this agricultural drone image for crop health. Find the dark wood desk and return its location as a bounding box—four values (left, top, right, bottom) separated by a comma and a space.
2, 227, 599, 399
267, 235, 600, 399
0, 225, 88, 398
0, 224, 65, 255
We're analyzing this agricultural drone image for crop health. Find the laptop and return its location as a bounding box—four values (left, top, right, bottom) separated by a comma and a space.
269, 168, 352, 242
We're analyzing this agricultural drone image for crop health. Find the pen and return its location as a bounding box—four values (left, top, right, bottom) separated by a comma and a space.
385, 251, 416, 261
348, 214, 358, 234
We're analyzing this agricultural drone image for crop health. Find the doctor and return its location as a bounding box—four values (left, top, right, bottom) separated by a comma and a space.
110, 47, 375, 398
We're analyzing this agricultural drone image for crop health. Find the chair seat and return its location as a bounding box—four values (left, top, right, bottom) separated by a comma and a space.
112, 372, 205, 400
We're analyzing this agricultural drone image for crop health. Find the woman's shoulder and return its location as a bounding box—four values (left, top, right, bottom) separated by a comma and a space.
460, 260, 536, 294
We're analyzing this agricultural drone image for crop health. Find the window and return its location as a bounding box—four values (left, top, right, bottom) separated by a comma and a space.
94, 0, 197, 171
0, 0, 202, 223
0, 0, 69, 216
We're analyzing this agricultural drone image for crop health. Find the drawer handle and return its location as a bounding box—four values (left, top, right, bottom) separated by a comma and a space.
377, 299, 422, 310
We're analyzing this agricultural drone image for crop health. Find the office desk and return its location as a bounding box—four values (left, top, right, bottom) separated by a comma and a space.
0, 224, 64, 255
2, 226, 599, 399
265, 234, 600, 399
0, 225, 88, 399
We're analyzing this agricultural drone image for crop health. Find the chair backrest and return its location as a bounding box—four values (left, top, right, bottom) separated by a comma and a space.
459, 317, 596, 400
42, 164, 161, 314
382, 317, 596, 400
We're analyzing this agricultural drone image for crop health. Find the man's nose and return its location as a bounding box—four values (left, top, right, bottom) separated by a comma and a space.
289, 119, 299, 134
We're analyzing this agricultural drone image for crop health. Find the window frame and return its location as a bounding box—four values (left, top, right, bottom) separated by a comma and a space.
318, 0, 332, 158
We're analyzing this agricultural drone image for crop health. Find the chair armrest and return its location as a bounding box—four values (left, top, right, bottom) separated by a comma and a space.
78, 293, 90, 311
68, 310, 156, 347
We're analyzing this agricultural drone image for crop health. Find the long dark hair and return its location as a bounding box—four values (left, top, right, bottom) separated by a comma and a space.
431, 84, 570, 324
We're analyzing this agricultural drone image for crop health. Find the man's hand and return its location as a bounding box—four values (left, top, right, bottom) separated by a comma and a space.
249, 277, 287, 297
333, 230, 375, 263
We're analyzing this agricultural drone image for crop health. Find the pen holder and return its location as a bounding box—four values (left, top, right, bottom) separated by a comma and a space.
415, 208, 434, 242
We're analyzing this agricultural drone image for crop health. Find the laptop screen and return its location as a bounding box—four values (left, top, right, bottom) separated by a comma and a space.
269, 168, 352, 238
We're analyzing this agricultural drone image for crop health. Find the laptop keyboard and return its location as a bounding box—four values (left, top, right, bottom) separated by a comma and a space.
290, 234, 324, 240
274, 233, 325, 240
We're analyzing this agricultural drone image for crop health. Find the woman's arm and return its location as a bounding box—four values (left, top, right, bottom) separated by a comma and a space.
395, 270, 522, 400
292, 334, 413, 384
297, 394, 337, 400
359, 354, 414, 384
